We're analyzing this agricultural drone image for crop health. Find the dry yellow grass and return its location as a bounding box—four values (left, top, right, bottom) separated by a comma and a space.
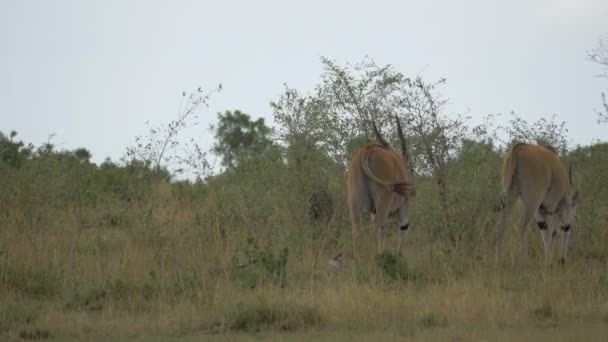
2, 217, 607, 341
2, 155, 608, 341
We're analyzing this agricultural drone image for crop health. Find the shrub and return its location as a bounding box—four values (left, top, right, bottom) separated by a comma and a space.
532, 302, 556, 321
375, 251, 410, 282
231, 301, 322, 331
419, 312, 448, 329
0, 264, 62, 298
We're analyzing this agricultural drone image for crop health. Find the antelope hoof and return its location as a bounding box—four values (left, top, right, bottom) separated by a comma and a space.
559, 257, 566, 266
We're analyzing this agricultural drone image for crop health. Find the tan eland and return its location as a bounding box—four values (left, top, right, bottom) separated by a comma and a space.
496, 143, 580, 265
347, 117, 415, 258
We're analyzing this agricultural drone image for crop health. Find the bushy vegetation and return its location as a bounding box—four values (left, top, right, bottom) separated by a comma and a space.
1, 58, 608, 340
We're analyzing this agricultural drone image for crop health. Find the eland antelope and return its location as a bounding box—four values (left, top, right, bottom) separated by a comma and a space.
347, 117, 414, 258
496, 143, 580, 265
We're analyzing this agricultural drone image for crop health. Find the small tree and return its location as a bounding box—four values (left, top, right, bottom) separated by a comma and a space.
588, 35, 608, 124
126, 85, 221, 227
272, 86, 328, 157
127, 85, 221, 176
498, 112, 570, 155
315, 58, 474, 219
396, 77, 471, 218
0, 131, 33, 168
211, 110, 274, 168
271, 87, 338, 225
273, 57, 409, 168
272, 57, 476, 240
317, 57, 407, 167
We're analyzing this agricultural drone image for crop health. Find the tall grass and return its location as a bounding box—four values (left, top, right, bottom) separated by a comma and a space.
1, 141, 608, 339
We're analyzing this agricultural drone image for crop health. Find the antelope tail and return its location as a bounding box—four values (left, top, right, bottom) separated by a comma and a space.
361, 147, 410, 196
493, 154, 515, 213
501, 145, 520, 193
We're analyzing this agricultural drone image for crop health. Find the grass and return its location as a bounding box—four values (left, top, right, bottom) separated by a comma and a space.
230, 301, 322, 332
1, 223, 607, 341
1, 158, 607, 340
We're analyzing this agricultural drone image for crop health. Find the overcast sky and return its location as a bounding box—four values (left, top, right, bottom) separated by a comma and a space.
1, 0, 607, 165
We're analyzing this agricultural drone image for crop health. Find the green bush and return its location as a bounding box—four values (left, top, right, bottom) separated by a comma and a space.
231, 301, 322, 331
532, 302, 556, 321
0, 263, 62, 298
19, 327, 50, 340
0, 303, 40, 335
230, 237, 290, 288
419, 312, 449, 329
375, 251, 409, 281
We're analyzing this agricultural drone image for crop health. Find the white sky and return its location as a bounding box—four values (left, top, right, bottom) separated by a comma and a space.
1, 0, 607, 165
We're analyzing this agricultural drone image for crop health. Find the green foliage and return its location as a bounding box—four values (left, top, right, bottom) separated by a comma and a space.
0, 131, 32, 168
308, 186, 333, 224
443, 139, 502, 243
19, 327, 50, 340
260, 246, 289, 286
0, 263, 62, 298
73, 147, 91, 162
271, 57, 482, 238
231, 301, 322, 331
126, 85, 220, 176
64, 287, 107, 312
0, 303, 40, 334
588, 35, 608, 123
500, 112, 570, 154
375, 251, 409, 281
0, 302, 50, 340
96, 159, 155, 204
532, 302, 556, 321
0, 135, 161, 237
283, 133, 337, 225
64, 274, 162, 313
345, 134, 369, 159
0, 135, 105, 234
419, 312, 449, 329
374, 251, 428, 284
563, 143, 608, 249
212, 110, 276, 168
272, 57, 433, 168
233, 237, 289, 288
